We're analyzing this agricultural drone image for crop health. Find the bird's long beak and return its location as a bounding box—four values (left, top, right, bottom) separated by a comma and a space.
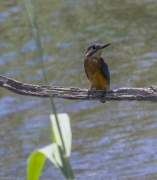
99, 43, 111, 50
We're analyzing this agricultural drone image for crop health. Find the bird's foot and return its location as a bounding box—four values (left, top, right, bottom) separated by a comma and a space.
87, 87, 92, 94
103, 88, 106, 97
100, 88, 106, 103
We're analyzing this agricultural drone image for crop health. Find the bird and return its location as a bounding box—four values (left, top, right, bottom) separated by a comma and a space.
84, 43, 111, 103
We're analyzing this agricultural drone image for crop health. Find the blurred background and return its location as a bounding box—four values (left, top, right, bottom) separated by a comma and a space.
0, 0, 157, 179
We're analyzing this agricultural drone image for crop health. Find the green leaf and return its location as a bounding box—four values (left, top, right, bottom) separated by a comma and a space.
50, 113, 72, 156
39, 144, 62, 168
27, 144, 63, 180
27, 150, 45, 180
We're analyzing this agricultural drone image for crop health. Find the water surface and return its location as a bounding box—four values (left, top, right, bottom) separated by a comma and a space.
0, 0, 157, 179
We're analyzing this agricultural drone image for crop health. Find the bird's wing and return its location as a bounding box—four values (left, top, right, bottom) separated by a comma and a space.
101, 57, 110, 84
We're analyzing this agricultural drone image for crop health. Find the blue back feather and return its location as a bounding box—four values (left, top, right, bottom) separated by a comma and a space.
101, 60, 110, 83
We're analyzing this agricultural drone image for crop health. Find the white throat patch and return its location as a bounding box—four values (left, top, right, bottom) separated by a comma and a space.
91, 49, 102, 57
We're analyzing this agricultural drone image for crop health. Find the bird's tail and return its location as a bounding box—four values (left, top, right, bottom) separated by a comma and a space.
99, 99, 106, 103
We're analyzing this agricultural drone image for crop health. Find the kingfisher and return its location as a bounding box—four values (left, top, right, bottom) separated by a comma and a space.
84, 43, 111, 103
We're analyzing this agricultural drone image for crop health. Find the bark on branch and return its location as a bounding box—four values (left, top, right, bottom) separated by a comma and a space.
0, 75, 157, 102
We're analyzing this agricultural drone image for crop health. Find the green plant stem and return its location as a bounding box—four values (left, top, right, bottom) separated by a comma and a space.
23, 0, 66, 155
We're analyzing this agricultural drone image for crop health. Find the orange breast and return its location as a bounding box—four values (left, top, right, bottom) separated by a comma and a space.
84, 57, 110, 90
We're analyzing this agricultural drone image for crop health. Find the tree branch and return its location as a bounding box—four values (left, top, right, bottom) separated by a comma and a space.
0, 75, 157, 102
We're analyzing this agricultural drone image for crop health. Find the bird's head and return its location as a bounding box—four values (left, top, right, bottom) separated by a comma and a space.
85, 43, 111, 58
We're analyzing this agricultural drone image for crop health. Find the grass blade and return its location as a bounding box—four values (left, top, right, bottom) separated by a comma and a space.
27, 144, 62, 180
50, 113, 72, 156
27, 151, 45, 180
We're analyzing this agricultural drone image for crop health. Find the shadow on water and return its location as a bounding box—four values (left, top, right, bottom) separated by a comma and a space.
0, 0, 157, 179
